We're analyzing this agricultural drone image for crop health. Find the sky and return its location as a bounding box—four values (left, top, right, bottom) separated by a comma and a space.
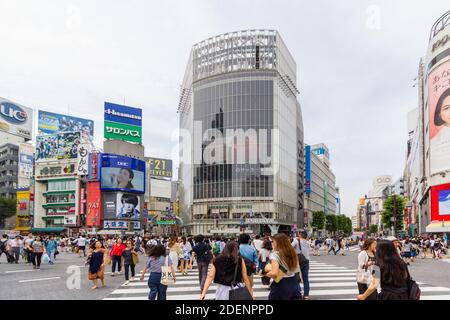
1, 0, 449, 217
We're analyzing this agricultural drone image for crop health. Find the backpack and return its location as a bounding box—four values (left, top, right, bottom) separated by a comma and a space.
242, 256, 257, 276
213, 242, 221, 255
0, 239, 6, 252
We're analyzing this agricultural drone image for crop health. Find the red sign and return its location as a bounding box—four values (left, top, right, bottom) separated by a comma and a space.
431, 183, 450, 222
90, 153, 99, 181
86, 182, 102, 227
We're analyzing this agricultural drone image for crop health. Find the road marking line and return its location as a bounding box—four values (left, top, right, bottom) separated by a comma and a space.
5, 269, 39, 274
420, 287, 450, 292
18, 276, 61, 283
421, 295, 450, 300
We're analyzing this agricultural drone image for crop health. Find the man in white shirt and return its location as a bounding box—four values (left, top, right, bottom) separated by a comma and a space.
75, 235, 87, 257
8, 236, 22, 264
23, 233, 34, 264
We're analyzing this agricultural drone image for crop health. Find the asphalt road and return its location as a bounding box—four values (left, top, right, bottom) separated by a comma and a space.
2, 247, 450, 300
0, 250, 147, 300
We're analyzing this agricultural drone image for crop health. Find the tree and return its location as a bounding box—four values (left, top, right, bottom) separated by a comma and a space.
325, 214, 337, 235
311, 211, 326, 230
369, 224, 378, 235
343, 216, 353, 236
0, 196, 16, 227
382, 195, 406, 234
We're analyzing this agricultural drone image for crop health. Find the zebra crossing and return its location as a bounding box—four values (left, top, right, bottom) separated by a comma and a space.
103, 260, 450, 300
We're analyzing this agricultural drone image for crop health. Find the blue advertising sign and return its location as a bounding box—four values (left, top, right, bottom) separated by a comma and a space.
305, 145, 311, 195
100, 153, 146, 194
438, 189, 450, 216
38, 110, 94, 138
104, 102, 142, 127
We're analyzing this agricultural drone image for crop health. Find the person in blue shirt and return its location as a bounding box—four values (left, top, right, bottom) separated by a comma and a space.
45, 235, 58, 265
238, 233, 258, 288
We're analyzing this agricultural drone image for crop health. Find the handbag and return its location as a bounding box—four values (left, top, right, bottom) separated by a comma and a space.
229, 257, 253, 300
132, 251, 140, 265
161, 256, 175, 286
264, 262, 286, 283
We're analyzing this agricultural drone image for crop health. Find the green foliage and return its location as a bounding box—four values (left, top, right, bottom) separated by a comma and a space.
311, 211, 326, 230
369, 224, 378, 235
325, 214, 337, 234
0, 197, 16, 219
382, 195, 406, 232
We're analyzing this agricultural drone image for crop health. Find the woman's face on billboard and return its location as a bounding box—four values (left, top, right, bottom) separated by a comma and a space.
440, 96, 450, 127
123, 202, 135, 213
117, 169, 132, 186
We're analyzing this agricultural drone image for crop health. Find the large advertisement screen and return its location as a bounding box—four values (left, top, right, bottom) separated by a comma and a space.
431, 183, 450, 222
16, 190, 30, 216
38, 110, 94, 139
36, 132, 81, 161
147, 157, 173, 178
429, 60, 450, 175
104, 102, 142, 143
100, 154, 145, 194
0, 97, 33, 140
115, 192, 140, 220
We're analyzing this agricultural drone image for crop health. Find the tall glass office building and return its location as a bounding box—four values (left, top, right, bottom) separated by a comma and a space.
178, 30, 304, 235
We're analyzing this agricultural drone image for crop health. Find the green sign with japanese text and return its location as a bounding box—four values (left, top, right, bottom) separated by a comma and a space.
104, 120, 142, 143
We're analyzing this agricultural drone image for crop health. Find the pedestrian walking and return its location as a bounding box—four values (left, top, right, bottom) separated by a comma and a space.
190, 235, 212, 292
356, 238, 377, 300
262, 233, 301, 300
258, 239, 272, 287
327, 237, 336, 255
179, 236, 192, 275
168, 237, 182, 272
29, 236, 46, 269
357, 240, 415, 300
8, 235, 22, 264
44, 235, 58, 264
140, 244, 176, 300
110, 238, 126, 276
87, 241, 107, 290
238, 233, 258, 288
23, 233, 34, 263
200, 241, 253, 300
297, 231, 310, 300
122, 240, 138, 285
74, 235, 88, 257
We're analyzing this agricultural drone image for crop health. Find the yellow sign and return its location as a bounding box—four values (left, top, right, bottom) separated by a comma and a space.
359, 198, 366, 206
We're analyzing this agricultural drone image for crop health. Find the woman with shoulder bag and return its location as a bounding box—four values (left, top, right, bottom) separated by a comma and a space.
356, 238, 377, 300
140, 244, 176, 300
200, 241, 253, 300
87, 241, 107, 290
122, 240, 138, 285
262, 233, 301, 300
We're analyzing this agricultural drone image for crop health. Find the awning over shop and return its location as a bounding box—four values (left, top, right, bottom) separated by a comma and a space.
426, 221, 450, 233
31, 227, 66, 233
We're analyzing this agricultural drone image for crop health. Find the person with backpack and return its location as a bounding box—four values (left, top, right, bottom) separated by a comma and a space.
0, 234, 9, 263
357, 240, 420, 300
213, 237, 222, 258
356, 238, 377, 300
258, 239, 272, 287
238, 233, 258, 288
190, 235, 212, 292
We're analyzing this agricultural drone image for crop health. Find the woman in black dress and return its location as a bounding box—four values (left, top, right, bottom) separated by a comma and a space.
87, 241, 107, 290
357, 240, 410, 300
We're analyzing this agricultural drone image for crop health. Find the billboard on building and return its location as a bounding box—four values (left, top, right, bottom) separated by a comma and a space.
88, 152, 100, 181
16, 190, 30, 216
150, 178, 172, 199
36, 132, 81, 161
103, 220, 140, 230
0, 97, 33, 140
18, 143, 34, 187
100, 154, 145, 194
104, 102, 142, 143
38, 110, 94, 139
429, 60, 450, 175
147, 157, 173, 178
77, 143, 89, 176
86, 181, 101, 227
431, 183, 450, 222
115, 192, 140, 220
305, 145, 311, 194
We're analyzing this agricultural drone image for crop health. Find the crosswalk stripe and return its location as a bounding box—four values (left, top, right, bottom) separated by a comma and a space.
103, 259, 450, 300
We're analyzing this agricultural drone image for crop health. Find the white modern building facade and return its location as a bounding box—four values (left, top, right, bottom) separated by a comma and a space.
304, 143, 338, 231
178, 30, 305, 236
